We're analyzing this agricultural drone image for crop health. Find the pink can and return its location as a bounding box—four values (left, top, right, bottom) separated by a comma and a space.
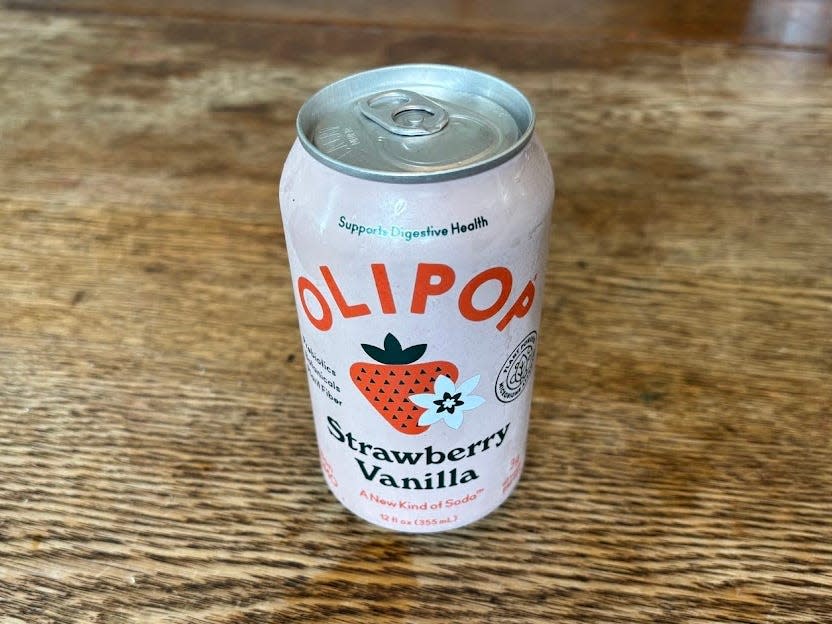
279, 65, 554, 532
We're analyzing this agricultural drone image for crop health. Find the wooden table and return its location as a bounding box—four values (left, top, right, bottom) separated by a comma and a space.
2, 2, 831, 622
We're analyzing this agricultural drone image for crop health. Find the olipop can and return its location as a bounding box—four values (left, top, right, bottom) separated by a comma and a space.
279, 65, 554, 532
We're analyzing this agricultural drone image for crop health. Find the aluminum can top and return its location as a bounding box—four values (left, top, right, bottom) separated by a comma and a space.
296, 64, 535, 183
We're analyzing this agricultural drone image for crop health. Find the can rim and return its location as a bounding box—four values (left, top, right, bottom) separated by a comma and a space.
295, 64, 536, 183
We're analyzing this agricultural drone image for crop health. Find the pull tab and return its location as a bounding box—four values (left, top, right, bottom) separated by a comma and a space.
359, 90, 449, 137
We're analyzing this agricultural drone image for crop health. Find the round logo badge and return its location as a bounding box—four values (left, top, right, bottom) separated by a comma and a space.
495, 331, 537, 403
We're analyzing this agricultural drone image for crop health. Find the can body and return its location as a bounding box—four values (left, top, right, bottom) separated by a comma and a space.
279, 65, 554, 532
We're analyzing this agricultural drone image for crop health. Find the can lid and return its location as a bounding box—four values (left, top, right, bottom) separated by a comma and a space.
296, 64, 535, 183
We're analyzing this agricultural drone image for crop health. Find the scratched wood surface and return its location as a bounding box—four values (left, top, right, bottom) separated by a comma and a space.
1, 2, 832, 623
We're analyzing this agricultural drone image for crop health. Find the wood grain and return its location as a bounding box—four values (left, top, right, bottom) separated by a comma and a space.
1, 4, 831, 623
8, 0, 832, 52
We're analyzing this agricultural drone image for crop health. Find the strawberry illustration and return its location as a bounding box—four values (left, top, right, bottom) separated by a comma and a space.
350, 333, 458, 435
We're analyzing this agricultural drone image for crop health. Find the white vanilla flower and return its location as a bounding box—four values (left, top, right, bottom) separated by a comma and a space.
409, 374, 485, 430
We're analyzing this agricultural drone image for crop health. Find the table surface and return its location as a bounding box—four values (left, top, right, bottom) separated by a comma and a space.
2, 1, 831, 622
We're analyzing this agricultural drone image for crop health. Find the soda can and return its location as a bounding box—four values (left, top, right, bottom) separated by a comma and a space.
279, 64, 554, 532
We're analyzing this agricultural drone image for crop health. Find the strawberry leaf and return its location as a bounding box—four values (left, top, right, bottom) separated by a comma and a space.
383, 333, 402, 354
360, 333, 428, 365
361, 343, 388, 363
399, 343, 427, 363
